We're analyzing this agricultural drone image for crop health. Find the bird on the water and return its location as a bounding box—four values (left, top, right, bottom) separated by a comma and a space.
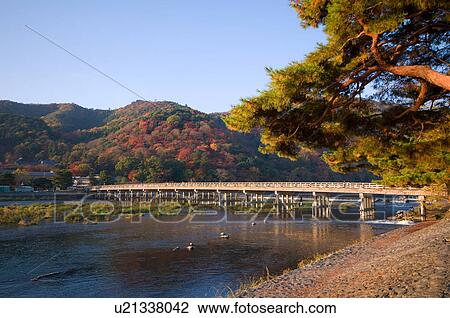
186, 242, 195, 250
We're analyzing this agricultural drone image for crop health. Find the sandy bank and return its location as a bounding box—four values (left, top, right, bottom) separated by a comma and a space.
239, 220, 450, 297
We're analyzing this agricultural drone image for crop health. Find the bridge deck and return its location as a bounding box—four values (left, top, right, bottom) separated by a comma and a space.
91, 182, 444, 197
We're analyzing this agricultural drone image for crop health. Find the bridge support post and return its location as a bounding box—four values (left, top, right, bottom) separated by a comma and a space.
129, 191, 133, 211
274, 191, 280, 214
312, 192, 317, 217
359, 193, 375, 220
312, 192, 331, 219
217, 190, 222, 207
418, 195, 426, 221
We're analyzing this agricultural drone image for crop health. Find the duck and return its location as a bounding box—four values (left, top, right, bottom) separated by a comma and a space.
219, 232, 230, 239
251, 222, 256, 226
186, 242, 195, 250
172, 246, 180, 252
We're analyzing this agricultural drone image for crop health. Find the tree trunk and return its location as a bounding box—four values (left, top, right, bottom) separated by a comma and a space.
382, 65, 450, 91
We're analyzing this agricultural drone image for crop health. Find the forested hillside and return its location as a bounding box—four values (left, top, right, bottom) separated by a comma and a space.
0, 100, 110, 132
0, 100, 372, 183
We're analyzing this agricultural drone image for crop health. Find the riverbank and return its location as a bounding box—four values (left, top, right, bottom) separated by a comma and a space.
238, 218, 450, 297
0, 201, 234, 225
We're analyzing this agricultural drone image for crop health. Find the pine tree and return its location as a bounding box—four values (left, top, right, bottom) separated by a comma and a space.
225, 0, 449, 189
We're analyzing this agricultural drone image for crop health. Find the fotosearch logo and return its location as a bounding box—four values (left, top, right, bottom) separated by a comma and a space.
49, 189, 417, 224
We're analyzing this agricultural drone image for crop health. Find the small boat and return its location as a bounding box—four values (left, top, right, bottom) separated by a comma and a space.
251, 222, 256, 226
219, 232, 230, 239
186, 242, 195, 250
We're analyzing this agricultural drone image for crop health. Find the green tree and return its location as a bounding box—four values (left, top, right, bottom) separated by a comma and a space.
0, 173, 15, 187
99, 170, 113, 185
31, 177, 53, 190
225, 0, 449, 189
54, 169, 73, 190
166, 114, 181, 126
135, 168, 147, 183
141, 156, 163, 182
14, 169, 30, 186
89, 172, 98, 186
115, 157, 139, 177
162, 160, 188, 182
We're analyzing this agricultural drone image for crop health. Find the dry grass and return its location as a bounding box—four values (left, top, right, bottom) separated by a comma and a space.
229, 267, 272, 297
297, 252, 331, 269
232, 252, 335, 297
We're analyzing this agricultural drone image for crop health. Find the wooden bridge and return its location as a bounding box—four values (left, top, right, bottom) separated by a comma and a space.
90, 182, 445, 221
91, 182, 442, 196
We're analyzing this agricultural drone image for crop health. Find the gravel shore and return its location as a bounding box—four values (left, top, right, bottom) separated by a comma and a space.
239, 220, 450, 297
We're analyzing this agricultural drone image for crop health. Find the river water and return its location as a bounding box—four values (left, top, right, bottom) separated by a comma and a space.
0, 210, 402, 297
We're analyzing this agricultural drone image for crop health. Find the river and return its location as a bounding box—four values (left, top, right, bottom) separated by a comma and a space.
0, 210, 402, 297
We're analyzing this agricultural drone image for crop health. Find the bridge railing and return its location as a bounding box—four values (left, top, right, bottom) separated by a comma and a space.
92, 181, 390, 191
89, 182, 447, 196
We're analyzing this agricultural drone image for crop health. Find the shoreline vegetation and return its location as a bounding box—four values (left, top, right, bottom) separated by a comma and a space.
235, 216, 450, 298
0, 201, 315, 226
0, 201, 187, 226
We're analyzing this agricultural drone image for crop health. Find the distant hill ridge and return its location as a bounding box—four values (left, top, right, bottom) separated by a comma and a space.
0, 100, 372, 182
0, 100, 111, 132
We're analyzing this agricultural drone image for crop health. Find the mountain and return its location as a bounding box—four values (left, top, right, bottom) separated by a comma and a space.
0, 100, 372, 182
0, 100, 110, 132
0, 112, 55, 162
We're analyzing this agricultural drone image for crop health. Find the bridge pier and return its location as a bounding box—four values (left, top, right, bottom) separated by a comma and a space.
193, 189, 198, 204
274, 192, 294, 215
217, 190, 222, 207
312, 192, 331, 219
274, 191, 280, 214
418, 195, 427, 221
282, 194, 288, 213
359, 193, 375, 220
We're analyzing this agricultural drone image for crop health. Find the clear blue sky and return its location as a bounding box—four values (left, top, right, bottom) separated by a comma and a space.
0, 0, 325, 113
